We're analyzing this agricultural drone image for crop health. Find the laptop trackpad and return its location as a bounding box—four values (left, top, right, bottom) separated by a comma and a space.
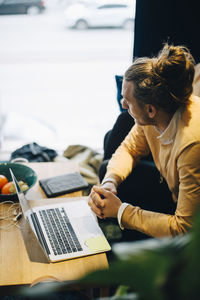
75, 216, 102, 236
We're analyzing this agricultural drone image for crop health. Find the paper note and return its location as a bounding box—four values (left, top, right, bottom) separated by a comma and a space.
85, 236, 111, 253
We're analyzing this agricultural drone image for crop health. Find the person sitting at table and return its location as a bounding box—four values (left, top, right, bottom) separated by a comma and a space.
88, 43, 200, 239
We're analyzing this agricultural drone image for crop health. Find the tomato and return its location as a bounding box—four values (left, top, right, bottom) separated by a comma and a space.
0, 175, 8, 189
1, 182, 16, 195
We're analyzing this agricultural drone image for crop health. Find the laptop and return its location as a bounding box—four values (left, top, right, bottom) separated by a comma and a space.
10, 169, 111, 263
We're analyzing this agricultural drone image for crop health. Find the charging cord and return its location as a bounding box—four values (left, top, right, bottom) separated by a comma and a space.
13, 212, 22, 222
0, 201, 22, 229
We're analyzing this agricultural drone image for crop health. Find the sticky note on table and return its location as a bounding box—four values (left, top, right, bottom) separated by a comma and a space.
85, 236, 111, 253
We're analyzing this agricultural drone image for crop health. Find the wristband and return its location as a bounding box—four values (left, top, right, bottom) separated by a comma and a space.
101, 178, 117, 186
117, 203, 129, 230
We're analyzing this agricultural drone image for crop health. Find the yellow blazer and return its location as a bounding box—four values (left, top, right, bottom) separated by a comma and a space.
104, 95, 200, 237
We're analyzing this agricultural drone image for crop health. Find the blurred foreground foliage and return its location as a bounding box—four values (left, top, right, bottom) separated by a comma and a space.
79, 208, 200, 300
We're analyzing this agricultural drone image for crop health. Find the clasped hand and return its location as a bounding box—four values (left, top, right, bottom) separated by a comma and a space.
88, 185, 122, 219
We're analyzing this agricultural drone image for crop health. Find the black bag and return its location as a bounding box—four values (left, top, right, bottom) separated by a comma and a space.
10, 142, 58, 162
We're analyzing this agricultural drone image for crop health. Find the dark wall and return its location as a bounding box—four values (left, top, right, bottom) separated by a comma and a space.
133, 0, 200, 63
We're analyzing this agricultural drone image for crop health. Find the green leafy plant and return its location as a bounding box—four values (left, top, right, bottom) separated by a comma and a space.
79, 209, 200, 300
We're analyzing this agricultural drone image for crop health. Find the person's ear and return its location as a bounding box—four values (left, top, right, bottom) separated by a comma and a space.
145, 104, 157, 118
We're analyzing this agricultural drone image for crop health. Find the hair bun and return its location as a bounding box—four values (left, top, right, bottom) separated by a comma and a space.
154, 44, 195, 83
124, 43, 195, 114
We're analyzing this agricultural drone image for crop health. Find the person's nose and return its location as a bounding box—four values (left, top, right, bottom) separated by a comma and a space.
121, 98, 128, 110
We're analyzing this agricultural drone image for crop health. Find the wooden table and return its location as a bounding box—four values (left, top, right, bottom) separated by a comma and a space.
0, 162, 109, 297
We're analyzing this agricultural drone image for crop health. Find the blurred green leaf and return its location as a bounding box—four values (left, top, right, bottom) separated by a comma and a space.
79, 212, 200, 300
80, 248, 177, 300
114, 285, 129, 296
176, 209, 200, 300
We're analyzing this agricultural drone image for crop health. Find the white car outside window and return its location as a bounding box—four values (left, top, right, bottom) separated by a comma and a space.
64, 0, 136, 30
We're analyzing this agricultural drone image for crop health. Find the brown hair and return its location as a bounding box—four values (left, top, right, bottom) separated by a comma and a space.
124, 44, 195, 114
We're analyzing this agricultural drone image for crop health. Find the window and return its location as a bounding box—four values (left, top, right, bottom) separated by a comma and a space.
0, 0, 135, 159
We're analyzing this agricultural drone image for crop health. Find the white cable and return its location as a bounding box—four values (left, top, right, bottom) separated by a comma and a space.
0, 202, 20, 219
0, 201, 22, 229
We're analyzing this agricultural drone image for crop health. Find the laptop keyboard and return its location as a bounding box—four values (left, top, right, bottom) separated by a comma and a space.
39, 207, 83, 256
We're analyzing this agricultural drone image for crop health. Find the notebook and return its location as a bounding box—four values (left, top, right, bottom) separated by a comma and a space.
39, 172, 89, 198
10, 169, 111, 263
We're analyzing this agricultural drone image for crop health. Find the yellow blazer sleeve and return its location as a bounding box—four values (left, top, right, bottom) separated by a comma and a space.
104, 124, 151, 186
121, 143, 200, 237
